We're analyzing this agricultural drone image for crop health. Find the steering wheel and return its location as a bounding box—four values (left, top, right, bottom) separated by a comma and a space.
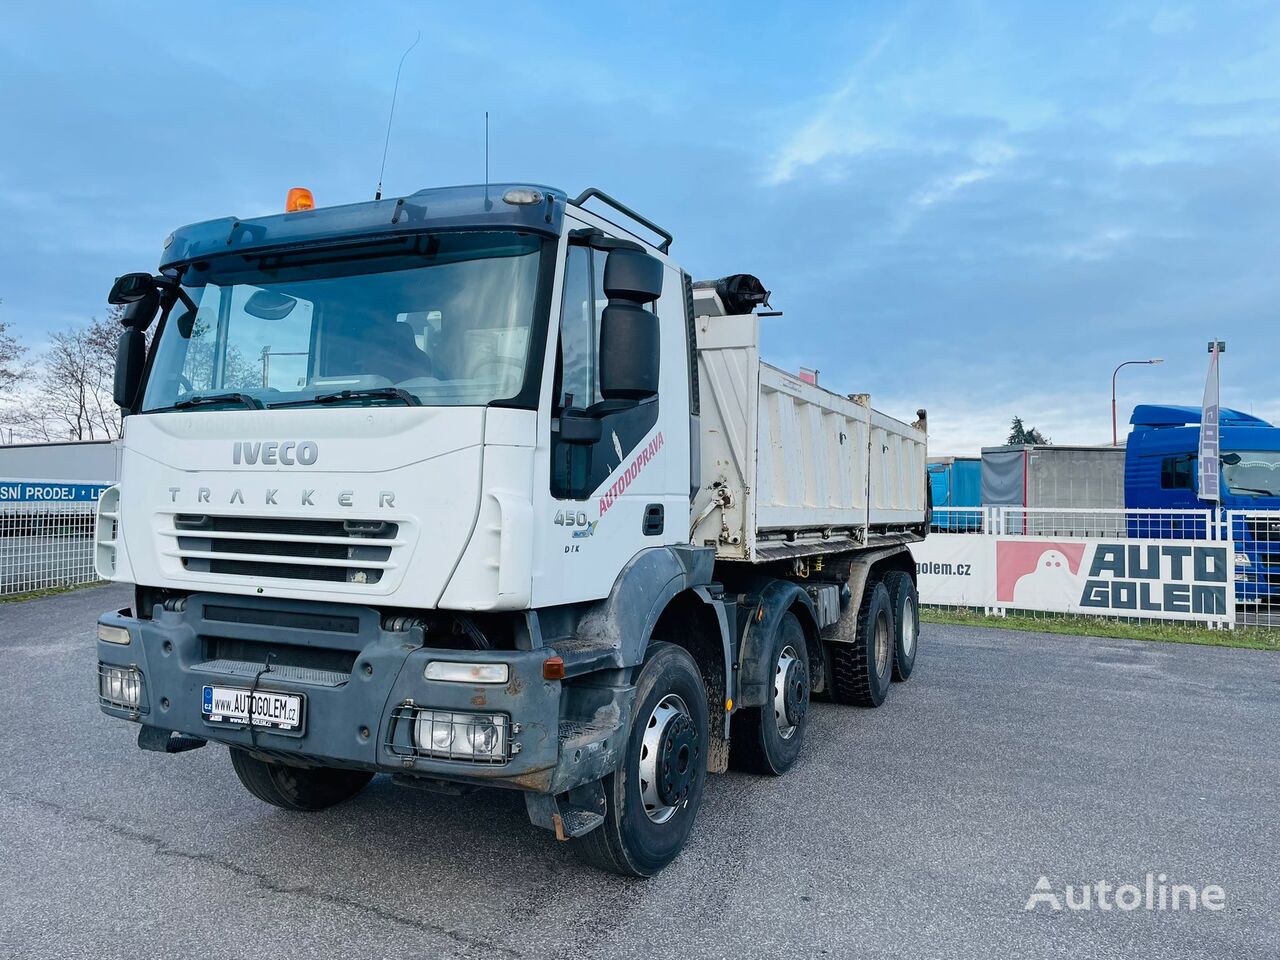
175, 373, 194, 395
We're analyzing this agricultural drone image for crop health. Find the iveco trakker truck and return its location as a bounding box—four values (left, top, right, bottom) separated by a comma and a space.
94, 183, 928, 876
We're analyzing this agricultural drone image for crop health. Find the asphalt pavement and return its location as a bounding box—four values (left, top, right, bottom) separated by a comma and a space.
1, 583, 1277, 960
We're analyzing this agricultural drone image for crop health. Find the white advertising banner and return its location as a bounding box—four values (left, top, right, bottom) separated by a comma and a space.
913, 535, 1234, 625
1199, 342, 1222, 502
911, 535, 996, 607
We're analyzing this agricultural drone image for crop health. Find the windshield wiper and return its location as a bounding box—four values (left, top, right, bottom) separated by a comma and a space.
268, 387, 420, 408
1229, 486, 1278, 497
152, 392, 264, 413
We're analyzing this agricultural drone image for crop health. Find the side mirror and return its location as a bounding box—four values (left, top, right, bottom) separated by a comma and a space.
558, 408, 603, 445
108, 273, 156, 305
110, 273, 160, 331
113, 329, 147, 411
603, 248, 663, 302
598, 248, 663, 402
599, 304, 659, 401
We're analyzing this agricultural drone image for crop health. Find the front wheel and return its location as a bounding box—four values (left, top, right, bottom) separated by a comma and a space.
229, 748, 373, 812
575, 642, 709, 877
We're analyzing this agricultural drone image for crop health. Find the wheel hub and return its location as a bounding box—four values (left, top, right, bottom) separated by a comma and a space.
655, 714, 699, 808
639, 693, 698, 824
773, 645, 807, 740
783, 660, 808, 727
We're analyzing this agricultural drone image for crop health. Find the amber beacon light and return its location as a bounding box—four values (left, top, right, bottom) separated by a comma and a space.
285, 187, 315, 212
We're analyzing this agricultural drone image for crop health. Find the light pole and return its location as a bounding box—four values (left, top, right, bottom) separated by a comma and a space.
1112, 359, 1164, 446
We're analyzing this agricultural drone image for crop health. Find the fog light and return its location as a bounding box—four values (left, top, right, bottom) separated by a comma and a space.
425, 661, 509, 684
97, 623, 131, 645
413, 710, 508, 762
98, 664, 143, 711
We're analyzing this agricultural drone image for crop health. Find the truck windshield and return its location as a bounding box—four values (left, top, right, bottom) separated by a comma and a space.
1222, 451, 1280, 497
141, 231, 546, 412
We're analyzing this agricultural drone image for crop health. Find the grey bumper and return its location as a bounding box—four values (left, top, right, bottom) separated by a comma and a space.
95, 594, 628, 794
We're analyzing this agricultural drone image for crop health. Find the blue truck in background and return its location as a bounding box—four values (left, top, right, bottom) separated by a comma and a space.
1126, 404, 1280, 602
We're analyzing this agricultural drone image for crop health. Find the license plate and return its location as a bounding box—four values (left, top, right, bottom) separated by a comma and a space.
202, 685, 304, 731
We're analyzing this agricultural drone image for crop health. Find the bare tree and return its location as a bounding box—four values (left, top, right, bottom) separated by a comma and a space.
0, 300, 30, 397
3, 311, 129, 441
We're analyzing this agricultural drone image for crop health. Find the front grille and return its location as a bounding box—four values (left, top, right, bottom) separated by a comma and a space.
160, 514, 402, 586
201, 635, 358, 675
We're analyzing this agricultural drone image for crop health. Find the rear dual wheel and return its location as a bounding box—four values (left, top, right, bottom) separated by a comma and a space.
884, 570, 920, 682
829, 579, 895, 707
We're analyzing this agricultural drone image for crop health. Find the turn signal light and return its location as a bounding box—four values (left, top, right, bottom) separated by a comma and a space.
285, 187, 315, 213
542, 656, 565, 681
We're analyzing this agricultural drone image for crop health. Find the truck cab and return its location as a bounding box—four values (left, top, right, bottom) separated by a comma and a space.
94, 183, 927, 875
1125, 403, 1280, 600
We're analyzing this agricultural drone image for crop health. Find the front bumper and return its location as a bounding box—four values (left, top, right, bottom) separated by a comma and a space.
95, 594, 627, 794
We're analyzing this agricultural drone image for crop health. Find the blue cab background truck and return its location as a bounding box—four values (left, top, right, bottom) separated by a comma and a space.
1125, 404, 1280, 602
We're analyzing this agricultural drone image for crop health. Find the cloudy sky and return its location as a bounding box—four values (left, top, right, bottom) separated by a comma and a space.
1, 0, 1277, 453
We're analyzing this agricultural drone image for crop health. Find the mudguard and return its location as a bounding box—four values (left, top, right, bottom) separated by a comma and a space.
736, 580, 820, 708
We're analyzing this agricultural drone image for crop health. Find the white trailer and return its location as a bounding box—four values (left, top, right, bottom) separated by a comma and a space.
92, 185, 929, 878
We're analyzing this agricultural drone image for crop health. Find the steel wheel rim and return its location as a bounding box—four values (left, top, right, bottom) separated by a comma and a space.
875, 610, 891, 676
902, 602, 916, 657
773, 644, 803, 740
639, 693, 693, 824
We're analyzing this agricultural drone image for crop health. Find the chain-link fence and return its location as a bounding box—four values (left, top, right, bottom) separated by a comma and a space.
1, 503, 99, 597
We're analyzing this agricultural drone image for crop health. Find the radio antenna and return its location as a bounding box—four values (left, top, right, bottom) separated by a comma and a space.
375, 30, 421, 201
484, 111, 491, 207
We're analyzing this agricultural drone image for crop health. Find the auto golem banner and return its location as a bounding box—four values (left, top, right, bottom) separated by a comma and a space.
995, 537, 1233, 623
912, 535, 1234, 625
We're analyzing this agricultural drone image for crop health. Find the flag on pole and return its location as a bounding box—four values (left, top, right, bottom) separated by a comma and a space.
1198, 341, 1222, 502
799, 367, 818, 385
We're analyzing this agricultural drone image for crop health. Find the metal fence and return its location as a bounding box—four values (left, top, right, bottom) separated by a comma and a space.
1, 502, 99, 597
928, 505, 1280, 628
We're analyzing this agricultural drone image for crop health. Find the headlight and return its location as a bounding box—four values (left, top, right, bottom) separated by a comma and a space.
424, 661, 509, 684
413, 710, 509, 762
98, 663, 143, 711
97, 623, 131, 645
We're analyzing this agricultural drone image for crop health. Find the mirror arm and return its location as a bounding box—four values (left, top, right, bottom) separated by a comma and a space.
153, 276, 197, 313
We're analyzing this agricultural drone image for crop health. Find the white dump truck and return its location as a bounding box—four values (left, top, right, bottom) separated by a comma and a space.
94, 183, 929, 876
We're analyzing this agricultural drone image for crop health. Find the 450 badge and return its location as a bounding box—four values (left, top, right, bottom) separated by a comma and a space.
554, 510, 599, 549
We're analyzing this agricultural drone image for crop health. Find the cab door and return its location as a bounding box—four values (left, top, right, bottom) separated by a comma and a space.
529, 218, 690, 607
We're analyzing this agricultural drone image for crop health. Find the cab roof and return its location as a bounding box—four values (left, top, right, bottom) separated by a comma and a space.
158, 183, 568, 269
1130, 404, 1271, 430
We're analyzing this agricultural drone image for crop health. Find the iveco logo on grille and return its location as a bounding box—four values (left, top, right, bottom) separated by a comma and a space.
232, 441, 318, 465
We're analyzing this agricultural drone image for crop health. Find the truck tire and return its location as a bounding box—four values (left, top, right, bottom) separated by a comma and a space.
575, 642, 709, 877
828, 579, 894, 708
884, 570, 920, 682
229, 748, 373, 812
729, 611, 809, 775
